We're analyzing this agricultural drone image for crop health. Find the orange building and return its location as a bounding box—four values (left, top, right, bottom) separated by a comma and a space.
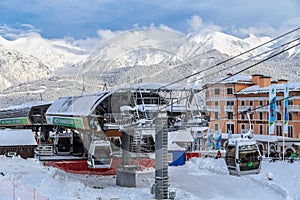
205, 73, 300, 139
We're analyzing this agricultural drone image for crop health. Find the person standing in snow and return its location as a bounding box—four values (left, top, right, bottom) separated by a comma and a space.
215, 150, 221, 159
290, 152, 296, 163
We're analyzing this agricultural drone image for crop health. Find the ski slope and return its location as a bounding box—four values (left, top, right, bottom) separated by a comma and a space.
0, 156, 298, 200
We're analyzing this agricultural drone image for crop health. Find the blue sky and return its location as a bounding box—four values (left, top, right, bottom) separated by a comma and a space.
0, 0, 299, 39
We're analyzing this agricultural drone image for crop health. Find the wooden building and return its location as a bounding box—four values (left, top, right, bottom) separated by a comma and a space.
0, 129, 37, 158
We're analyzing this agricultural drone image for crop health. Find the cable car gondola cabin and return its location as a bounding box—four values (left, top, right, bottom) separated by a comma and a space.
53, 131, 73, 155
88, 140, 113, 169
225, 132, 262, 176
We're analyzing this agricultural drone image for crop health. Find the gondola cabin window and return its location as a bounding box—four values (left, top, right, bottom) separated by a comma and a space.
93, 145, 112, 166
225, 145, 236, 167
239, 145, 260, 171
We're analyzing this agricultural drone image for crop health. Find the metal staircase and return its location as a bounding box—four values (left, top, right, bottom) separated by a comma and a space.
131, 131, 141, 152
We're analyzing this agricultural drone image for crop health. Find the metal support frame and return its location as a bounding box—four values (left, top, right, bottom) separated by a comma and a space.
151, 111, 175, 199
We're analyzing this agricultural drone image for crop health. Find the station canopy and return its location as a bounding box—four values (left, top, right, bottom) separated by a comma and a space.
0, 101, 52, 126
0, 101, 52, 117
46, 92, 109, 117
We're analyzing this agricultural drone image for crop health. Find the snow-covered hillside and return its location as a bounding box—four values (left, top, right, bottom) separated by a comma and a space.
0, 46, 50, 91
0, 33, 88, 71
77, 28, 274, 72
75, 28, 186, 74
0, 27, 299, 107
0, 156, 299, 200
181, 31, 271, 60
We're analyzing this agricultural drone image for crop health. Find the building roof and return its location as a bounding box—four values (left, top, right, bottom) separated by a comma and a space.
207, 74, 252, 85
0, 101, 52, 112
168, 142, 186, 151
221, 133, 300, 143
120, 82, 201, 91
237, 82, 300, 95
46, 92, 108, 116
168, 129, 194, 143
0, 129, 37, 146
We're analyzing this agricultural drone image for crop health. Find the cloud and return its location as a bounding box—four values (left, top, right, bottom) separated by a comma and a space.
0, 24, 41, 39
186, 15, 222, 33
230, 17, 300, 38
0, 0, 299, 40
97, 29, 118, 41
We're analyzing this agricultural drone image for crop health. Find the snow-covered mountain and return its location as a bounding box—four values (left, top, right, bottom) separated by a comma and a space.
0, 33, 88, 70
0, 45, 50, 91
75, 28, 186, 74
0, 27, 299, 107
180, 31, 272, 60
77, 28, 274, 72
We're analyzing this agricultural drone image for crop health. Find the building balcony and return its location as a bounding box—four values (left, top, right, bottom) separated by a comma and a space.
288, 105, 300, 112
206, 106, 220, 112
255, 105, 268, 112
238, 106, 253, 113
276, 106, 282, 111
224, 106, 235, 112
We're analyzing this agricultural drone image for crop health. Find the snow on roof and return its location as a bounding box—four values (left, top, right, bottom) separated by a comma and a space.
168, 142, 185, 151
293, 142, 300, 146
237, 82, 300, 95
0, 129, 37, 146
120, 82, 201, 91
0, 101, 52, 112
208, 74, 252, 85
46, 92, 108, 116
190, 126, 208, 132
168, 129, 194, 143
253, 134, 279, 142
221, 133, 295, 143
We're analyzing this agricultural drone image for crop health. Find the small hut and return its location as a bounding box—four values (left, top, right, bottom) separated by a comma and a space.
168, 142, 186, 166
0, 129, 37, 158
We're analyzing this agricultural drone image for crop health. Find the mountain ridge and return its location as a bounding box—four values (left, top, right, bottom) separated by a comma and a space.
0, 27, 299, 108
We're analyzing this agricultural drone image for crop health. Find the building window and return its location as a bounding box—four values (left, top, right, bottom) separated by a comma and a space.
259, 112, 263, 120
214, 88, 220, 95
276, 100, 281, 106
249, 100, 253, 106
289, 112, 293, 121
241, 100, 245, 106
259, 124, 263, 135
227, 88, 233, 94
214, 112, 219, 120
288, 126, 293, 138
259, 100, 263, 106
241, 113, 245, 120
241, 124, 246, 133
276, 125, 282, 136
226, 101, 234, 106
277, 112, 282, 120
214, 101, 219, 106
214, 123, 219, 131
250, 113, 253, 119
227, 112, 233, 119
227, 124, 234, 134
288, 100, 293, 105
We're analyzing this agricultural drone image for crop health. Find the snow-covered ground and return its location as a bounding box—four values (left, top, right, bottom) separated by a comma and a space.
0, 156, 298, 200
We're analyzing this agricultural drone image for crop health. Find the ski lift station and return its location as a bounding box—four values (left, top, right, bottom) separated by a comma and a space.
0, 83, 205, 176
